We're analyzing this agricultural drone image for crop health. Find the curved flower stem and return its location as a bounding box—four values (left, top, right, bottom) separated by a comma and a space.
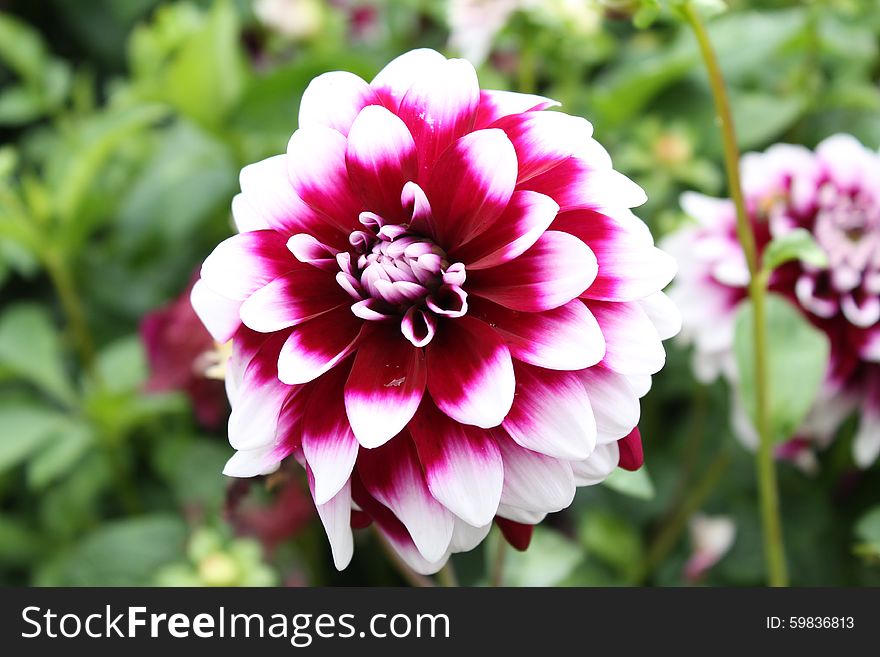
489, 532, 507, 587
682, 2, 788, 587
374, 529, 435, 588
436, 561, 459, 587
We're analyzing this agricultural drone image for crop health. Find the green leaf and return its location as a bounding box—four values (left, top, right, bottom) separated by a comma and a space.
855, 506, 880, 557
0, 401, 68, 474
762, 228, 829, 272
578, 510, 645, 582
494, 526, 585, 586
602, 466, 656, 500
0, 515, 42, 565
0, 13, 50, 81
733, 293, 830, 444
51, 515, 187, 586
0, 304, 77, 406
26, 421, 94, 489
95, 335, 148, 395
731, 92, 806, 150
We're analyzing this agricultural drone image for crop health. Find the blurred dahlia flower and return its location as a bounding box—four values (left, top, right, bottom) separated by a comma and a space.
664, 135, 880, 467
191, 49, 678, 573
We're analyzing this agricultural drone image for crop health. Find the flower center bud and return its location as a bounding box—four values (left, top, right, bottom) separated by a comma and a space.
337, 213, 469, 347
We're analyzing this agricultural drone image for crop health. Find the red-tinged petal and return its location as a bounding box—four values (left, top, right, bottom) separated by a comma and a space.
578, 365, 641, 443
491, 111, 593, 183
409, 401, 504, 527
452, 191, 559, 270
468, 231, 597, 312
240, 268, 348, 333
190, 279, 242, 343
588, 300, 667, 375
277, 306, 363, 385
287, 233, 340, 271
200, 230, 294, 301
287, 126, 364, 233
344, 327, 426, 448
553, 209, 676, 302
370, 48, 448, 112
426, 129, 517, 248
401, 306, 437, 347
495, 517, 534, 551
470, 298, 605, 371
273, 385, 308, 461
473, 89, 559, 129
236, 156, 347, 247
228, 332, 293, 451
396, 57, 480, 181
521, 157, 647, 211
298, 71, 379, 136
617, 426, 643, 471
502, 364, 597, 460
350, 474, 449, 575
357, 435, 454, 562
570, 442, 620, 486
426, 316, 514, 428
302, 366, 359, 504
345, 105, 417, 221
307, 468, 354, 570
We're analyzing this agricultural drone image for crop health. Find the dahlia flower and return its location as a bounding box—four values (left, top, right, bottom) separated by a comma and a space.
192, 49, 678, 573
664, 134, 880, 467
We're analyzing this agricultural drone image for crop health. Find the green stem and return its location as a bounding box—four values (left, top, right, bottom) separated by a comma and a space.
643, 448, 731, 580
43, 249, 99, 383
489, 532, 507, 587
683, 3, 788, 587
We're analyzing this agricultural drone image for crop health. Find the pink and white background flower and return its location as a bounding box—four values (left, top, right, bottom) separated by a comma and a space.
664, 135, 880, 468
191, 48, 678, 573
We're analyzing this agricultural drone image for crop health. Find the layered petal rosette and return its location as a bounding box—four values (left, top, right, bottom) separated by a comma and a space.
664, 135, 880, 468
192, 49, 678, 573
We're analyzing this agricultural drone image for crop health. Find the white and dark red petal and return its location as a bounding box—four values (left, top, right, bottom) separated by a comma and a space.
638, 291, 682, 341
468, 230, 598, 312
344, 326, 426, 448
490, 111, 593, 183
578, 365, 641, 443
409, 401, 504, 527
287, 233, 340, 271
240, 268, 348, 333
236, 155, 347, 247
470, 298, 605, 371
396, 57, 480, 181
345, 105, 418, 222
495, 431, 576, 514
426, 129, 518, 249
277, 306, 363, 385
452, 190, 559, 270
287, 126, 364, 233
473, 89, 559, 129
200, 230, 294, 301
521, 156, 647, 211
370, 48, 448, 113
570, 441, 620, 486
588, 300, 667, 375
357, 434, 454, 562
228, 332, 292, 451
222, 443, 282, 477
350, 474, 449, 575
190, 279, 242, 343
502, 364, 597, 460
552, 209, 676, 302
854, 377, 880, 467
302, 365, 359, 505
298, 71, 380, 136
308, 469, 354, 571
425, 316, 515, 428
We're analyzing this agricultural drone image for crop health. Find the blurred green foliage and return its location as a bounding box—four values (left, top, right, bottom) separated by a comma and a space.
0, 0, 879, 587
